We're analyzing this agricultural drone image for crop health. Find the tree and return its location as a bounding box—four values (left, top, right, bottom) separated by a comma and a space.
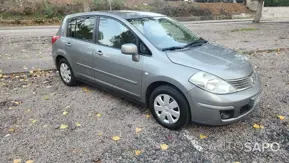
253, 0, 264, 23
83, 0, 90, 12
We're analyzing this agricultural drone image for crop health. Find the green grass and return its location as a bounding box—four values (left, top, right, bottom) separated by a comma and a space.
231, 27, 259, 32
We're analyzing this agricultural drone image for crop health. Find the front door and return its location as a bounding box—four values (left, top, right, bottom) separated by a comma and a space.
92, 16, 143, 98
65, 16, 96, 79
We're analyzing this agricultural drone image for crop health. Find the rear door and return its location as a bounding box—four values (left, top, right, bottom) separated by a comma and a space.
64, 16, 96, 79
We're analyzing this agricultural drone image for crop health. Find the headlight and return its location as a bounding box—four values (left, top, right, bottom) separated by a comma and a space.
189, 71, 236, 94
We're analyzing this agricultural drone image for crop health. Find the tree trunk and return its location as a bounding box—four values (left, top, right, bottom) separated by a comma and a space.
253, 0, 264, 23
83, 0, 90, 12
108, 0, 112, 11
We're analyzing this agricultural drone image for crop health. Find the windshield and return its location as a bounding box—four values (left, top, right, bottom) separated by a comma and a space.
128, 17, 199, 50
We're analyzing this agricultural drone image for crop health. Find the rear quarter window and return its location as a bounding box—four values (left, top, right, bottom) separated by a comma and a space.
67, 17, 95, 42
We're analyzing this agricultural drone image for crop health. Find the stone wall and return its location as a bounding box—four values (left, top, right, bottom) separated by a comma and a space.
262, 6, 289, 18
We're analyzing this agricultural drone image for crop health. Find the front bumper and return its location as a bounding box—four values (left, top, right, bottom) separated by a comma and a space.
185, 76, 262, 125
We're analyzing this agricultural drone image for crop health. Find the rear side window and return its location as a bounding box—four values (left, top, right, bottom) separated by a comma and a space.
67, 17, 95, 42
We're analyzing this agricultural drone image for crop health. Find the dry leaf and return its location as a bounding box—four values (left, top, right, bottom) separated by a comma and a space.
96, 113, 102, 118
253, 124, 260, 129
112, 136, 120, 141
0, 74, 2, 78
59, 124, 68, 129
253, 124, 264, 129
260, 125, 264, 129
82, 87, 90, 93
145, 114, 151, 118
13, 159, 22, 163
8, 128, 15, 133
160, 144, 169, 150
29, 70, 34, 74
75, 122, 81, 127
63, 111, 68, 115
31, 119, 37, 123
135, 150, 142, 156
26, 160, 34, 163
199, 134, 208, 139
14, 101, 20, 105
135, 127, 142, 133
277, 115, 285, 120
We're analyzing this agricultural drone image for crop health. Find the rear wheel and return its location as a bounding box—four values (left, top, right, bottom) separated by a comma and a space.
149, 85, 190, 130
222, 0, 231, 3
58, 58, 77, 86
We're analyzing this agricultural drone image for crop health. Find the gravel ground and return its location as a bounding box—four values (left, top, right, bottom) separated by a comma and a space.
1, 50, 288, 163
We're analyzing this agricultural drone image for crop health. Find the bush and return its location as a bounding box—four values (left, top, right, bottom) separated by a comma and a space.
43, 0, 54, 18
91, 0, 125, 10
151, 2, 212, 17
265, 0, 289, 6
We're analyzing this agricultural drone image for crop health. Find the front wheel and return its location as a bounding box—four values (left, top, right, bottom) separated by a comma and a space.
149, 85, 190, 130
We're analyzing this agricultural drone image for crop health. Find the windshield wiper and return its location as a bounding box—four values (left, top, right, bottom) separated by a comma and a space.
162, 38, 208, 51
182, 38, 208, 49
162, 46, 184, 51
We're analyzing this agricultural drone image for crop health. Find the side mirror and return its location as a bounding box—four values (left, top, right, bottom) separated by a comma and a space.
121, 43, 140, 62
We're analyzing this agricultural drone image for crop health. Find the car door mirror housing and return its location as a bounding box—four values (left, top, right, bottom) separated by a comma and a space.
121, 43, 140, 62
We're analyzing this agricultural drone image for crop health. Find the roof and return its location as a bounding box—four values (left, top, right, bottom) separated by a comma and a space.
67, 10, 164, 19
106, 10, 164, 19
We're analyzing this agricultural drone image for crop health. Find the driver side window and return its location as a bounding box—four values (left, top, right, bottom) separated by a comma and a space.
98, 17, 137, 49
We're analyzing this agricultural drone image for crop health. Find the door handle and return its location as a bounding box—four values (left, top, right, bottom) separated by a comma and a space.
66, 42, 71, 47
95, 51, 103, 56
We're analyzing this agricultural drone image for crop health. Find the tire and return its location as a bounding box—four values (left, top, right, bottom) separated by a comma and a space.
149, 85, 190, 130
222, 0, 230, 3
58, 58, 77, 86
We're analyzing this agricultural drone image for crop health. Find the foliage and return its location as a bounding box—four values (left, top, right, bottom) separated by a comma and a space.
150, 2, 212, 17
92, 0, 125, 10
265, 0, 289, 6
43, 0, 54, 18
0, 0, 214, 22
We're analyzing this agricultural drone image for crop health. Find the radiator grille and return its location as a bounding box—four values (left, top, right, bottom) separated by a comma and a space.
227, 73, 254, 91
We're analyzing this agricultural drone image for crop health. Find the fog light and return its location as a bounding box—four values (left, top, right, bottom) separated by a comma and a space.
220, 110, 234, 119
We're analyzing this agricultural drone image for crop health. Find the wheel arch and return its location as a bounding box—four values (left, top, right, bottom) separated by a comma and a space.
56, 55, 66, 69
144, 78, 191, 109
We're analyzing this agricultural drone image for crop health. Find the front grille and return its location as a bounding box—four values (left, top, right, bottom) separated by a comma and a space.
227, 73, 254, 91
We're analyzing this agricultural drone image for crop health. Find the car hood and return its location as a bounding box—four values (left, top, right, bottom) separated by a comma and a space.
166, 43, 253, 80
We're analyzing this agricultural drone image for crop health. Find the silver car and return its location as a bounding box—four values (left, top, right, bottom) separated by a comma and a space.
52, 11, 262, 130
